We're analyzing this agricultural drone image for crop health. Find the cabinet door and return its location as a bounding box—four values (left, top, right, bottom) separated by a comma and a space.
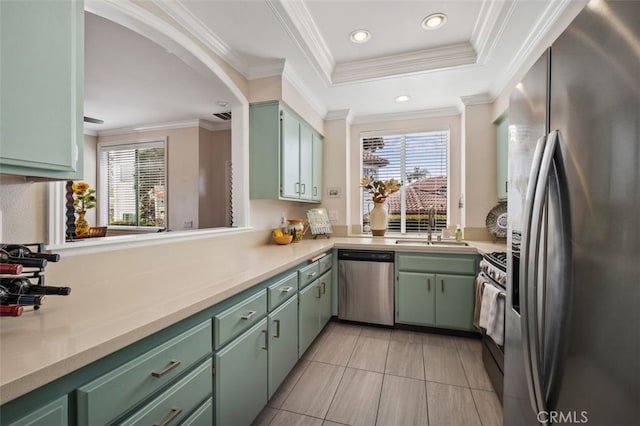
8, 396, 67, 426
281, 108, 300, 199
496, 116, 509, 200
397, 272, 436, 326
436, 274, 476, 331
311, 132, 323, 201
268, 296, 299, 398
215, 319, 268, 426
298, 123, 313, 200
0, 0, 83, 179
318, 270, 332, 329
298, 281, 321, 357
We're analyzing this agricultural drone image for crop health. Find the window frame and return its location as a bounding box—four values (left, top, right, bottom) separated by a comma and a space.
360, 130, 450, 235
97, 137, 168, 231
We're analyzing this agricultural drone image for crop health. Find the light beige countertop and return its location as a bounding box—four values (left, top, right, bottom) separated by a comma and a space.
0, 232, 505, 404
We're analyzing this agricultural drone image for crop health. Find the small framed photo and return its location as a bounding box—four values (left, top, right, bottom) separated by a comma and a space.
327, 187, 341, 198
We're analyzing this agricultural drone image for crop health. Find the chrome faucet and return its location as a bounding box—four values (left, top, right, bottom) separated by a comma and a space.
427, 206, 436, 241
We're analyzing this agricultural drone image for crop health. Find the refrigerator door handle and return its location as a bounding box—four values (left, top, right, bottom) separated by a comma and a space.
520, 135, 547, 417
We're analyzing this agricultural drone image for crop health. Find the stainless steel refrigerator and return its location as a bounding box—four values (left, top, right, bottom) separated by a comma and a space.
504, 1, 639, 425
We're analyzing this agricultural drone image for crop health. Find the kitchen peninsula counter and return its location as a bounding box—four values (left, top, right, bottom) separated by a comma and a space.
0, 232, 504, 404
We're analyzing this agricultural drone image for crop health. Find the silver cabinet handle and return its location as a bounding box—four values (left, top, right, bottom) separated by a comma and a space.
153, 408, 183, 426
261, 329, 268, 350
151, 360, 181, 378
313, 186, 318, 196
241, 311, 257, 320
321, 281, 326, 294
295, 182, 300, 194
274, 319, 281, 338
301, 183, 306, 194
427, 278, 431, 292
441, 279, 444, 292
316, 285, 322, 298
281, 286, 294, 293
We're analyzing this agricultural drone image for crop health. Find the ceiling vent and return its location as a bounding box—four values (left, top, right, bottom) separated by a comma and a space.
213, 111, 232, 121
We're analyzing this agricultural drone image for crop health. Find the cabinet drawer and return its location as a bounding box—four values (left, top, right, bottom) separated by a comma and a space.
318, 252, 333, 275
215, 290, 267, 350
120, 359, 212, 426
396, 254, 478, 275
298, 263, 319, 289
8, 396, 67, 426
180, 397, 213, 426
77, 320, 211, 426
268, 272, 297, 311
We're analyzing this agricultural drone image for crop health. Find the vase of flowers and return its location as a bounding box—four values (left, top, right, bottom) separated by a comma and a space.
72, 181, 96, 237
360, 176, 401, 236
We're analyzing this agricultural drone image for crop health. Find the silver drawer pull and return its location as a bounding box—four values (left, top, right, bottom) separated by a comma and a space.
241, 310, 257, 320
151, 360, 181, 378
153, 407, 183, 426
281, 286, 294, 293
308, 271, 317, 278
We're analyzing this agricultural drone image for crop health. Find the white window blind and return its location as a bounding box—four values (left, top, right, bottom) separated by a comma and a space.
362, 131, 449, 234
99, 140, 166, 228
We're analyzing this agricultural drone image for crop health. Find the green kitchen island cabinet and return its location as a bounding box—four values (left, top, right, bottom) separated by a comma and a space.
0, 0, 84, 179
298, 269, 332, 356
396, 253, 479, 331
215, 318, 269, 426
5, 396, 67, 426
249, 101, 323, 202
268, 296, 299, 398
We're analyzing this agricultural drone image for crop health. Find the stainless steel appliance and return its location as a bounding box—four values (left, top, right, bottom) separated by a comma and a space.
505, 2, 639, 424
478, 252, 507, 402
337, 250, 394, 326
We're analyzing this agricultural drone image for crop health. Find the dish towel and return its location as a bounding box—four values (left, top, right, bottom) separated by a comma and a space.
479, 283, 499, 330
473, 275, 486, 329
487, 291, 506, 346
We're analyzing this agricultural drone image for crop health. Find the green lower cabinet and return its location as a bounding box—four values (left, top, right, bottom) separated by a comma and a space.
215, 318, 268, 426
435, 274, 476, 330
298, 281, 321, 357
7, 396, 67, 426
268, 296, 299, 398
180, 397, 213, 425
397, 272, 436, 325
120, 359, 212, 425
318, 270, 332, 329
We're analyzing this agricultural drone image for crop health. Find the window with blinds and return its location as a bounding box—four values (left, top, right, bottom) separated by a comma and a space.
362, 131, 449, 234
99, 140, 166, 228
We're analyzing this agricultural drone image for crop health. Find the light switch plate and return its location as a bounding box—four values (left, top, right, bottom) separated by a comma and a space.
328, 210, 338, 221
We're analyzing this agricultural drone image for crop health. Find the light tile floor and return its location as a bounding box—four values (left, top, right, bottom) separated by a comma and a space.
253, 322, 503, 426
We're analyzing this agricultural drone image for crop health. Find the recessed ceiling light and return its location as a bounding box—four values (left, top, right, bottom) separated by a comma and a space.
350, 29, 371, 43
395, 95, 411, 103
422, 13, 447, 30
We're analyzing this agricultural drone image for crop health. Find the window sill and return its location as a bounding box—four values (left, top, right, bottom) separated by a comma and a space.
46, 226, 253, 256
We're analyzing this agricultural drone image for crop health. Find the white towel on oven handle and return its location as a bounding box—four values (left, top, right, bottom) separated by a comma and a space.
487, 290, 506, 346
479, 282, 499, 329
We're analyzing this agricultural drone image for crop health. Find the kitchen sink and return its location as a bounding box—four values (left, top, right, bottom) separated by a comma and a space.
394, 240, 469, 246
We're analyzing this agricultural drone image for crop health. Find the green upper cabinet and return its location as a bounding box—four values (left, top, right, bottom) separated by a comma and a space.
249, 101, 323, 202
0, 0, 84, 179
496, 116, 508, 201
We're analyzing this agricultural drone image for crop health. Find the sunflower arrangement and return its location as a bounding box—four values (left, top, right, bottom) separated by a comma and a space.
360, 176, 402, 203
72, 181, 96, 213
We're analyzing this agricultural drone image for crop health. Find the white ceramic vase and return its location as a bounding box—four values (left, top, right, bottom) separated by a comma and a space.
370, 202, 388, 236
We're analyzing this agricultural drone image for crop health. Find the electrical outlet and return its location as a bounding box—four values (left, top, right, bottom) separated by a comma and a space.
328, 210, 338, 221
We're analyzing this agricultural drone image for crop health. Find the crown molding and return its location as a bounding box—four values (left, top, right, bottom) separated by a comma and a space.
152, 0, 249, 75
325, 109, 353, 123
246, 59, 287, 80
460, 93, 494, 106
96, 119, 223, 137
332, 43, 477, 84
471, 0, 517, 64
282, 64, 328, 118
265, 0, 334, 85
489, 0, 580, 99
352, 107, 460, 125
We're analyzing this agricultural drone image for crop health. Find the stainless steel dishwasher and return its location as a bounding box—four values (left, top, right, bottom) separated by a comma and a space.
338, 250, 394, 326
